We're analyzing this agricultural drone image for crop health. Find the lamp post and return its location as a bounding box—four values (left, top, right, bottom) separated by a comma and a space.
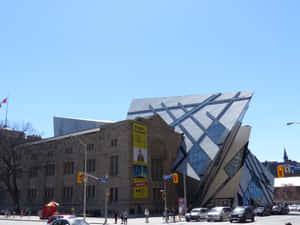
286, 122, 300, 126
78, 138, 87, 221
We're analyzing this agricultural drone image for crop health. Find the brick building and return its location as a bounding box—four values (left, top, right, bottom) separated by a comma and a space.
1, 115, 182, 216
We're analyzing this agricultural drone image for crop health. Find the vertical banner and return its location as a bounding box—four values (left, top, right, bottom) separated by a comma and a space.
133, 123, 148, 199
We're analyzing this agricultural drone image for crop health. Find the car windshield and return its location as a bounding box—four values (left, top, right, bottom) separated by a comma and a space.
71, 219, 89, 225
210, 208, 222, 213
191, 209, 200, 213
233, 207, 245, 213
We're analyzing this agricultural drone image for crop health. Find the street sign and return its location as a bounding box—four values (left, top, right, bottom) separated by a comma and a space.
277, 165, 284, 177
291, 166, 300, 171
98, 177, 109, 183
163, 174, 173, 180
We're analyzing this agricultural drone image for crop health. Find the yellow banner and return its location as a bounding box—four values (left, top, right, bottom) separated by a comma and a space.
133, 123, 147, 149
133, 178, 148, 199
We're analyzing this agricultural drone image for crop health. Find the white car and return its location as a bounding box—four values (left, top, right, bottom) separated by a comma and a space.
51, 217, 90, 225
207, 206, 232, 222
185, 208, 208, 221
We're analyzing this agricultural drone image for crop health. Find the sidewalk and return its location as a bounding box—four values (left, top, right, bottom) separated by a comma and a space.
0, 215, 187, 224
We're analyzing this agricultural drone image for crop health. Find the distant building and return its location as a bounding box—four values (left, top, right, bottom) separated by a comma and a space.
53, 116, 114, 136
274, 177, 300, 204
262, 149, 300, 178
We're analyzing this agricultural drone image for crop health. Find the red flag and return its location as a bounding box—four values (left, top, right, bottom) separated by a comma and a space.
2, 98, 7, 104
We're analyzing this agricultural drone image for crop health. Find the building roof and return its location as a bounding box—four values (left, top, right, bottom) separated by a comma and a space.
127, 91, 254, 181
274, 177, 300, 187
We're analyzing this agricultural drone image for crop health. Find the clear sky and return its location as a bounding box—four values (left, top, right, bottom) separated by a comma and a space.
1, 1, 300, 162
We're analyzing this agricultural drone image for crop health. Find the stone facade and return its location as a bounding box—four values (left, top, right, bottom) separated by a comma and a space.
14, 115, 182, 216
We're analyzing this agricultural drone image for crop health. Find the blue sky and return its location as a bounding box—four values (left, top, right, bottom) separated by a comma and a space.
1, 1, 300, 162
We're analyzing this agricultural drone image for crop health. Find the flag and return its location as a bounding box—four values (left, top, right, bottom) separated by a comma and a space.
1, 98, 7, 104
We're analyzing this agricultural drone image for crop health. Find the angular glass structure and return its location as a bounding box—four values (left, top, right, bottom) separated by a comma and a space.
127, 91, 274, 207
127, 91, 253, 181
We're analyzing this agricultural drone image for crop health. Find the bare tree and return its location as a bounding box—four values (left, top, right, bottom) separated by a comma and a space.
0, 122, 41, 213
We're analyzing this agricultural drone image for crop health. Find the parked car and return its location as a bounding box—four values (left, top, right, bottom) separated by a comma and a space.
51, 218, 89, 225
230, 206, 255, 223
185, 208, 208, 221
207, 206, 232, 222
271, 205, 289, 215
254, 206, 271, 216
47, 215, 76, 225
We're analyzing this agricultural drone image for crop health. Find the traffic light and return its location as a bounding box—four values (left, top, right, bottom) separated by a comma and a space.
173, 173, 178, 183
161, 192, 165, 200
77, 172, 83, 183
277, 166, 285, 178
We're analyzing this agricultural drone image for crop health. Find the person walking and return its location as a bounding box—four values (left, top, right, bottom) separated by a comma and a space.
123, 210, 128, 225
114, 210, 118, 224
144, 208, 150, 223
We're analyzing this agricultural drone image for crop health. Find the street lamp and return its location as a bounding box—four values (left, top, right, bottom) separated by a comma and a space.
286, 122, 300, 126
78, 138, 88, 221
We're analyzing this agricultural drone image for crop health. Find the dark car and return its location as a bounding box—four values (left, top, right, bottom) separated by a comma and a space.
230, 206, 255, 223
272, 205, 289, 215
254, 206, 271, 216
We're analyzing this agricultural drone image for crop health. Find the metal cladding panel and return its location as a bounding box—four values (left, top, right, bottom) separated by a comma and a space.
127, 91, 254, 181
239, 151, 274, 206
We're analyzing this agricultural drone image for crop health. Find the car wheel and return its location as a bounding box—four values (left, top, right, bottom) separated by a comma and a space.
251, 217, 255, 222
230, 220, 233, 223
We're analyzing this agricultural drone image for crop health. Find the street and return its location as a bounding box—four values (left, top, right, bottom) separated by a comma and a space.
0, 214, 300, 225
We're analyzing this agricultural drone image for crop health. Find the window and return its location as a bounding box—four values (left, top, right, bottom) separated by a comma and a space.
224, 148, 245, 178
153, 188, 162, 201
111, 139, 118, 147
65, 147, 72, 154
87, 185, 95, 200
63, 186, 73, 201
109, 187, 118, 202
29, 167, 38, 177
151, 159, 162, 180
87, 159, 96, 173
87, 144, 95, 152
44, 187, 54, 201
45, 164, 55, 176
64, 161, 74, 175
110, 156, 119, 176
27, 188, 37, 201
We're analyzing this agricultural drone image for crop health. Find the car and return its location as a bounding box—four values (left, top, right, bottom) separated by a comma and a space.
185, 208, 208, 221
47, 215, 76, 225
51, 218, 90, 225
230, 206, 255, 223
272, 205, 289, 215
206, 206, 232, 222
254, 206, 271, 216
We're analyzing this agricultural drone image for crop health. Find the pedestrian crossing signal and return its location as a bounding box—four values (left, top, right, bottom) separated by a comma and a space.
277, 166, 284, 177
77, 172, 83, 183
173, 173, 178, 183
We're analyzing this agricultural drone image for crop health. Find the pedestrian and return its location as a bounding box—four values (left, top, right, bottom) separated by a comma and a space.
120, 212, 124, 224
114, 210, 118, 224
172, 208, 176, 223
144, 208, 150, 223
123, 210, 128, 225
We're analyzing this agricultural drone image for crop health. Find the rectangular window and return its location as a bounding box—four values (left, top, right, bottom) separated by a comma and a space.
153, 188, 162, 201
65, 147, 73, 154
87, 159, 96, 173
63, 186, 73, 201
45, 164, 55, 176
110, 156, 119, 176
109, 187, 118, 202
64, 161, 74, 175
29, 167, 38, 177
87, 144, 95, 152
27, 188, 37, 201
87, 185, 95, 200
151, 159, 162, 181
44, 187, 54, 201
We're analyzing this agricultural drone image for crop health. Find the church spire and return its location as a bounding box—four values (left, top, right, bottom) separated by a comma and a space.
284, 147, 289, 162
